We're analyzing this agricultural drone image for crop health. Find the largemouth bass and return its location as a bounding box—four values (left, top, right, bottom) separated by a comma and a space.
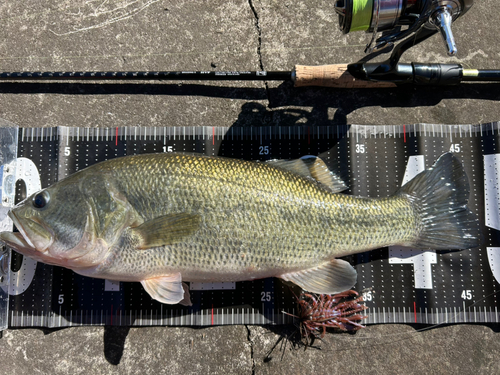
0, 152, 480, 305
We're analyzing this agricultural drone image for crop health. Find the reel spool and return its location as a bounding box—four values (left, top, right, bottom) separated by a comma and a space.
334, 0, 473, 56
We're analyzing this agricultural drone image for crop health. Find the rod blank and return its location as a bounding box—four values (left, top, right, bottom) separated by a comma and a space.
1, 65, 500, 86
0, 71, 291, 81
462, 69, 500, 81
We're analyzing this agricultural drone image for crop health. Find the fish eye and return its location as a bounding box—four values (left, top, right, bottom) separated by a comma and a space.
32, 191, 50, 209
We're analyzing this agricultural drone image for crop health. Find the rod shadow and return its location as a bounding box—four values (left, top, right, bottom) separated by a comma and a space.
1, 81, 499, 125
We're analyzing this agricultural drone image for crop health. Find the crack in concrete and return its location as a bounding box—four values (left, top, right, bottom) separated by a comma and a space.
245, 325, 256, 375
248, 0, 271, 103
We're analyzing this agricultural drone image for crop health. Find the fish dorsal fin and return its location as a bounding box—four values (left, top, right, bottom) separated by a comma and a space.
266, 154, 348, 193
266, 158, 309, 176
141, 274, 192, 305
280, 259, 357, 294
131, 213, 201, 250
301, 155, 347, 192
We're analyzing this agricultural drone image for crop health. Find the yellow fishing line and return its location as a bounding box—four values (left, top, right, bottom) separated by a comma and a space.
351, 0, 373, 32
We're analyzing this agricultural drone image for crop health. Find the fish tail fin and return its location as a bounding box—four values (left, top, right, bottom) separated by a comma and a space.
399, 153, 481, 250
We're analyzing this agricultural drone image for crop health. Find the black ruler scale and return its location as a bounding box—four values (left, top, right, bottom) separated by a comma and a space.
1, 123, 499, 328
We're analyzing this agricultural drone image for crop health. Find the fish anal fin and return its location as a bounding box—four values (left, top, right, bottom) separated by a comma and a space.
280, 259, 357, 294
132, 213, 201, 250
141, 273, 192, 305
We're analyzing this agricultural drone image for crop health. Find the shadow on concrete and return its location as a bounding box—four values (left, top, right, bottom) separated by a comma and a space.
1, 81, 500, 125
103, 326, 130, 365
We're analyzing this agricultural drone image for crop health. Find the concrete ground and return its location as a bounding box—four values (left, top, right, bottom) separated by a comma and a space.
0, 0, 500, 374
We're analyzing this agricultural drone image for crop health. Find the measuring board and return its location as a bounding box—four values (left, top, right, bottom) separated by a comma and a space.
0, 123, 499, 329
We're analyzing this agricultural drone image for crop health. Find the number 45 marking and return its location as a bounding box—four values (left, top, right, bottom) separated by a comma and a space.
461, 290, 472, 300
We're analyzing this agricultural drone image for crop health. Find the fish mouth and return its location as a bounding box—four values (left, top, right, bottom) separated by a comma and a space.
5, 210, 53, 253
0, 230, 54, 267
0, 231, 34, 252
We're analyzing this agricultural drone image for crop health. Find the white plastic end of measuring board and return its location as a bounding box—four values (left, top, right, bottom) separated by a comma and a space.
484, 154, 500, 284
484, 154, 500, 231
0, 124, 19, 332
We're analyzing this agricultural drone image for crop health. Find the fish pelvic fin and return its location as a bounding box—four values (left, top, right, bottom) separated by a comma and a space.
399, 152, 482, 250
280, 259, 357, 294
132, 213, 201, 250
141, 274, 192, 306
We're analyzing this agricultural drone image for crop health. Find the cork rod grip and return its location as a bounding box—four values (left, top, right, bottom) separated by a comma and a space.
293, 64, 397, 88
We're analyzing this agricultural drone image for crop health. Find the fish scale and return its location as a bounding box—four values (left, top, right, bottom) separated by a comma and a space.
80, 153, 418, 280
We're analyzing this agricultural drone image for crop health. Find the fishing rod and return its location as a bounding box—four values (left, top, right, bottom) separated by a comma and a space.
1, 0, 498, 87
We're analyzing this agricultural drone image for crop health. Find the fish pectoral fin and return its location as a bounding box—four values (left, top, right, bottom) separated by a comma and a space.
280, 259, 357, 294
131, 213, 201, 250
141, 274, 192, 305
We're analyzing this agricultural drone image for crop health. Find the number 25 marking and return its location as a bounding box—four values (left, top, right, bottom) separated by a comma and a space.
261, 291, 271, 301
259, 146, 269, 155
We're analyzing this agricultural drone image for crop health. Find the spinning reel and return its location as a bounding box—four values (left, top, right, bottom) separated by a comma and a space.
335, 0, 473, 56
334, 0, 475, 83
